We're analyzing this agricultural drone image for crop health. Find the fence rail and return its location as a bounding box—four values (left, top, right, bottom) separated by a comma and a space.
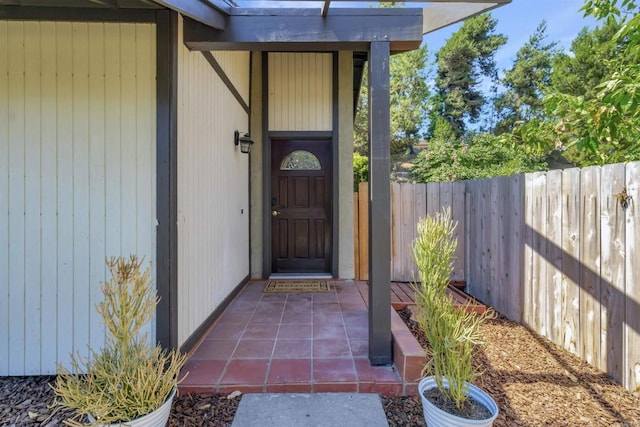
353, 161, 640, 393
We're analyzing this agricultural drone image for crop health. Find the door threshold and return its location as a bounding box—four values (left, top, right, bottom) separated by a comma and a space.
269, 273, 333, 280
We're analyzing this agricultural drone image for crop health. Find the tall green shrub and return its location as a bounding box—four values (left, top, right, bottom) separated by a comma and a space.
412, 208, 492, 409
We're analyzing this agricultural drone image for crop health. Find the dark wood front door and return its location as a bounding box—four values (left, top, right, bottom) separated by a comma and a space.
271, 139, 332, 273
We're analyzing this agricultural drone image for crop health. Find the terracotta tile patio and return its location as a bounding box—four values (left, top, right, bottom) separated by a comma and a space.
179, 280, 421, 396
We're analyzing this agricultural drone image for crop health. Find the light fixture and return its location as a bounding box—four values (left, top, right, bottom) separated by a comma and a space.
234, 130, 254, 154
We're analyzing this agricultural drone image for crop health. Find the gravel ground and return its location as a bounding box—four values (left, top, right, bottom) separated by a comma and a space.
2, 310, 639, 426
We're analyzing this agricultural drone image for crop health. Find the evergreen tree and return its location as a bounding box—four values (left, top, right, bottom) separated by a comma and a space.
494, 21, 559, 133
430, 14, 507, 137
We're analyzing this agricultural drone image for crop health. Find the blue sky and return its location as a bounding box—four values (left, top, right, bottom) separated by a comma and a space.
423, 0, 598, 73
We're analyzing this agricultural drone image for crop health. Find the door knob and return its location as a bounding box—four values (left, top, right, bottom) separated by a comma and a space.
272, 210, 281, 217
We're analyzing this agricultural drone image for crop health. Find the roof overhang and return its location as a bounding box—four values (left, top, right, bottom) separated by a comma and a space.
182, 8, 424, 52
422, 1, 511, 34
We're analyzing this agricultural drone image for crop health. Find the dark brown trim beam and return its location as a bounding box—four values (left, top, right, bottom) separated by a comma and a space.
201, 51, 250, 114
331, 51, 339, 278
261, 52, 270, 279
156, 9, 179, 349
151, 0, 226, 30
182, 12, 422, 52
368, 40, 392, 366
321, 0, 330, 17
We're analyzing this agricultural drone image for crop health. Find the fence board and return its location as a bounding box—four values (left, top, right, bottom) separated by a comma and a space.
480, 179, 492, 305
561, 167, 581, 356
531, 173, 548, 336
412, 184, 427, 282
358, 182, 369, 280
580, 166, 601, 369
391, 183, 402, 281
547, 169, 563, 345
402, 184, 416, 281
507, 175, 524, 323
467, 181, 481, 299
491, 177, 513, 313
488, 178, 500, 309
354, 192, 360, 280
440, 181, 453, 212
452, 182, 465, 281
625, 162, 640, 392
400, 184, 418, 282
426, 182, 440, 218
600, 163, 626, 383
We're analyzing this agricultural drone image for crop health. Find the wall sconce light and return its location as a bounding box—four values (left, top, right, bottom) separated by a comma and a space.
234, 130, 254, 154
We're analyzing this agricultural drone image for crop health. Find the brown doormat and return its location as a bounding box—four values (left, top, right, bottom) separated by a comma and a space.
264, 280, 330, 293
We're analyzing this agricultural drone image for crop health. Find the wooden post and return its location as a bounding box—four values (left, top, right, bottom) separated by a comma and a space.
156, 10, 179, 350
367, 40, 392, 366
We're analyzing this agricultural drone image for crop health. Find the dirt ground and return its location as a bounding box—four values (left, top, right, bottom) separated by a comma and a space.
2, 311, 639, 426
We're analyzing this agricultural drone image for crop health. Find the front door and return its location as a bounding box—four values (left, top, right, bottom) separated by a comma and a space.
271, 139, 332, 273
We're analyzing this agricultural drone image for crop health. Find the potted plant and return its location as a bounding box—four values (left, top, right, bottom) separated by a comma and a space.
50, 256, 187, 426
412, 208, 498, 426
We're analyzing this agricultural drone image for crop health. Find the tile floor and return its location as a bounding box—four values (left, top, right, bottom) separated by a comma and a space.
179, 280, 405, 396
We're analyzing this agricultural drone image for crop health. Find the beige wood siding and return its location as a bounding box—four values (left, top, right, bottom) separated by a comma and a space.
0, 21, 156, 376
268, 53, 333, 131
177, 17, 250, 345
212, 51, 250, 106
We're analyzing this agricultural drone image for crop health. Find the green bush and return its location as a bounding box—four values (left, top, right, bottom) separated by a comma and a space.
353, 153, 369, 191
411, 132, 547, 183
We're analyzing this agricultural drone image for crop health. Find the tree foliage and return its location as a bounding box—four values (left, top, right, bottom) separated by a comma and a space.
354, 46, 430, 155
494, 21, 559, 133
411, 127, 547, 183
430, 14, 507, 137
544, 0, 640, 165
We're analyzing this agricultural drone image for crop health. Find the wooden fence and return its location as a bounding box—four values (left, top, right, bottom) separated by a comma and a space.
353, 161, 640, 393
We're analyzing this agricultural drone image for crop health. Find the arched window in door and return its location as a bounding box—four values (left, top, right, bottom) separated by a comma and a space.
280, 150, 322, 170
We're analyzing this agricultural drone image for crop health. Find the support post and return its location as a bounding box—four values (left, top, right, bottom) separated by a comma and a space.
156, 10, 179, 349
367, 40, 392, 365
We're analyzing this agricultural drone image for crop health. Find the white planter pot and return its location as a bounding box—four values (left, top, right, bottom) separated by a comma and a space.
418, 376, 498, 427
87, 388, 175, 427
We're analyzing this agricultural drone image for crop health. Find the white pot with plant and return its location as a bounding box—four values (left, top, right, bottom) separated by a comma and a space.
412, 208, 498, 427
50, 256, 187, 426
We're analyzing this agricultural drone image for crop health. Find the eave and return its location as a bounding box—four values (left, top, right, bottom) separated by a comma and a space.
182, 8, 424, 52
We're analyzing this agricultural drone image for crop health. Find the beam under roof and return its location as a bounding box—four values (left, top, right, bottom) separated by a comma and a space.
183, 8, 423, 52
233, 0, 510, 25
151, 0, 227, 30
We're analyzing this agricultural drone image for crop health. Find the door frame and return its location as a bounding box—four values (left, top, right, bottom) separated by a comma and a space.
260, 52, 339, 278
262, 131, 339, 278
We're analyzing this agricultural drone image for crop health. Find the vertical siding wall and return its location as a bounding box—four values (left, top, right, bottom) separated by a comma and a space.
268, 53, 333, 131
177, 17, 250, 345
0, 21, 157, 375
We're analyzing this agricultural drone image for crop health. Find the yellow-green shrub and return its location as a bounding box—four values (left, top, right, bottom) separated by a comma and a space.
51, 256, 187, 426
412, 208, 492, 409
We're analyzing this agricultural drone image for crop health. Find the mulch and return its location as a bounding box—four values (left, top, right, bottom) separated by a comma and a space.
384, 308, 640, 427
2, 310, 639, 426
